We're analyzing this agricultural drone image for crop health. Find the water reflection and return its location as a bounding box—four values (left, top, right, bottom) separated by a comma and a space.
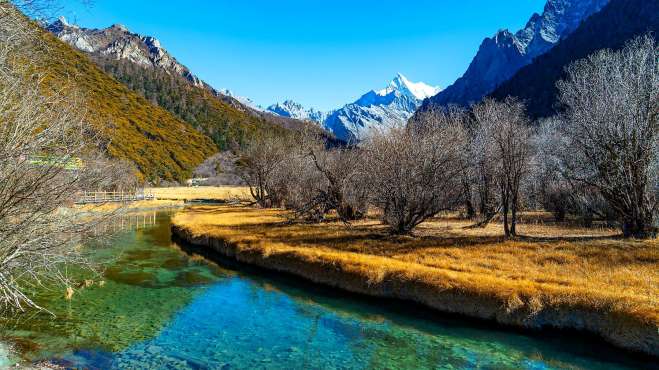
91, 212, 159, 236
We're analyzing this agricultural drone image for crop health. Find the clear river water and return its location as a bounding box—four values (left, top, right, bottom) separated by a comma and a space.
1, 211, 655, 369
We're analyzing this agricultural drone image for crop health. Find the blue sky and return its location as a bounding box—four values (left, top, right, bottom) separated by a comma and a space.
60, 0, 546, 111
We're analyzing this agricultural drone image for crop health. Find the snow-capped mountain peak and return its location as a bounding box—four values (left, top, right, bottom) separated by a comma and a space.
261, 74, 440, 140
323, 74, 441, 142
377, 73, 440, 100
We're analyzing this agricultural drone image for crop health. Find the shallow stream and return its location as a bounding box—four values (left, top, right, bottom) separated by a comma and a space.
1, 211, 654, 369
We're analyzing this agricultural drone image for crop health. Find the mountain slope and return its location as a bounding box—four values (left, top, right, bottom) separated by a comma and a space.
89, 54, 283, 150
323, 74, 440, 142
425, 0, 609, 109
32, 22, 216, 182
490, 0, 659, 118
48, 18, 325, 148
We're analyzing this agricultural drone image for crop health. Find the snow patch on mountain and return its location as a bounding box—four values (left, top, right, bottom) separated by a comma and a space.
219, 89, 264, 111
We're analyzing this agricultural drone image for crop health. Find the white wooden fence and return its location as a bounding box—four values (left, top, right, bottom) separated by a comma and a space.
76, 190, 155, 204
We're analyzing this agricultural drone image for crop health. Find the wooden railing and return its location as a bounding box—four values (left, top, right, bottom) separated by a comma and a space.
75, 190, 155, 204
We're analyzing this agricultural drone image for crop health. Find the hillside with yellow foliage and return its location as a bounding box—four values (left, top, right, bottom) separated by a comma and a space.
27, 23, 217, 182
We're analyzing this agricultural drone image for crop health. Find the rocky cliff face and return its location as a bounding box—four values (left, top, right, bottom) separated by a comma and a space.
427, 0, 610, 108
490, 0, 659, 118
48, 17, 208, 89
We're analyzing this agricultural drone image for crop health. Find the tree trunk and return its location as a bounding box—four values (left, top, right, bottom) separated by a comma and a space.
502, 187, 510, 238
462, 177, 475, 219
510, 191, 518, 236
622, 218, 658, 239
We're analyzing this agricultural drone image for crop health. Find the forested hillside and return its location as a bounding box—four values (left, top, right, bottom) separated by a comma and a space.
490, 0, 659, 118
91, 55, 289, 150
33, 27, 217, 182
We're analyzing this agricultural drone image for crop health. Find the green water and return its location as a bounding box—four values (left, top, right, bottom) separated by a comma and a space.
1, 212, 654, 369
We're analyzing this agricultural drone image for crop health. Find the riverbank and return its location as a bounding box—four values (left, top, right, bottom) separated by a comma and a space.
72, 186, 252, 214
171, 205, 659, 357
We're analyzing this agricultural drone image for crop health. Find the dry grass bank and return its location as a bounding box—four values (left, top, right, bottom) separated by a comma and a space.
171, 205, 659, 356
148, 186, 251, 201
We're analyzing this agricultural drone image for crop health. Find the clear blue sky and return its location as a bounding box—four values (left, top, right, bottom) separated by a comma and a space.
60, 0, 546, 111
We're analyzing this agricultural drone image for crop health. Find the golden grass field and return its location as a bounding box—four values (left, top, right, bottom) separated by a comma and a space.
148, 186, 251, 201
172, 205, 659, 355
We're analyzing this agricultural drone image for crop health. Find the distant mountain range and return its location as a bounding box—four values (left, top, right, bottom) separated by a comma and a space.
266, 100, 327, 124
47, 0, 653, 148
424, 0, 610, 110
265, 74, 439, 142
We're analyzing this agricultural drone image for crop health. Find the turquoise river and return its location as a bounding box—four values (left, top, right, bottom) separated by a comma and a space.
0, 211, 655, 369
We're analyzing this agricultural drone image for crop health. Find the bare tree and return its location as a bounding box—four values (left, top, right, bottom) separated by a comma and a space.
237, 133, 293, 208
0, 2, 125, 312
411, 105, 475, 218
300, 148, 366, 221
362, 120, 468, 234
472, 98, 533, 237
246, 129, 367, 223
464, 112, 498, 227
556, 36, 658, 238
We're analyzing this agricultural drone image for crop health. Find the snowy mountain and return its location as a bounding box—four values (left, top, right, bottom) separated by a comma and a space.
323, 74, 440, 142
266, 100, 327, 123
427, 0, 610, 108
263, 74, 439, 141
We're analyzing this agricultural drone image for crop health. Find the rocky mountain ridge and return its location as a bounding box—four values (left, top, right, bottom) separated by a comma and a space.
48, 17, 208, 89
425, 0, 610, 108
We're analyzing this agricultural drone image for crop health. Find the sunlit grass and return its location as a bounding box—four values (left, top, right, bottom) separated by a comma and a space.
149, 186, 251, 201
172, 205, 659, 330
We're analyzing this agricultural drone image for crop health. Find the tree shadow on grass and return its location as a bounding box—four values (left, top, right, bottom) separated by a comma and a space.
515, 234, 623, 243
